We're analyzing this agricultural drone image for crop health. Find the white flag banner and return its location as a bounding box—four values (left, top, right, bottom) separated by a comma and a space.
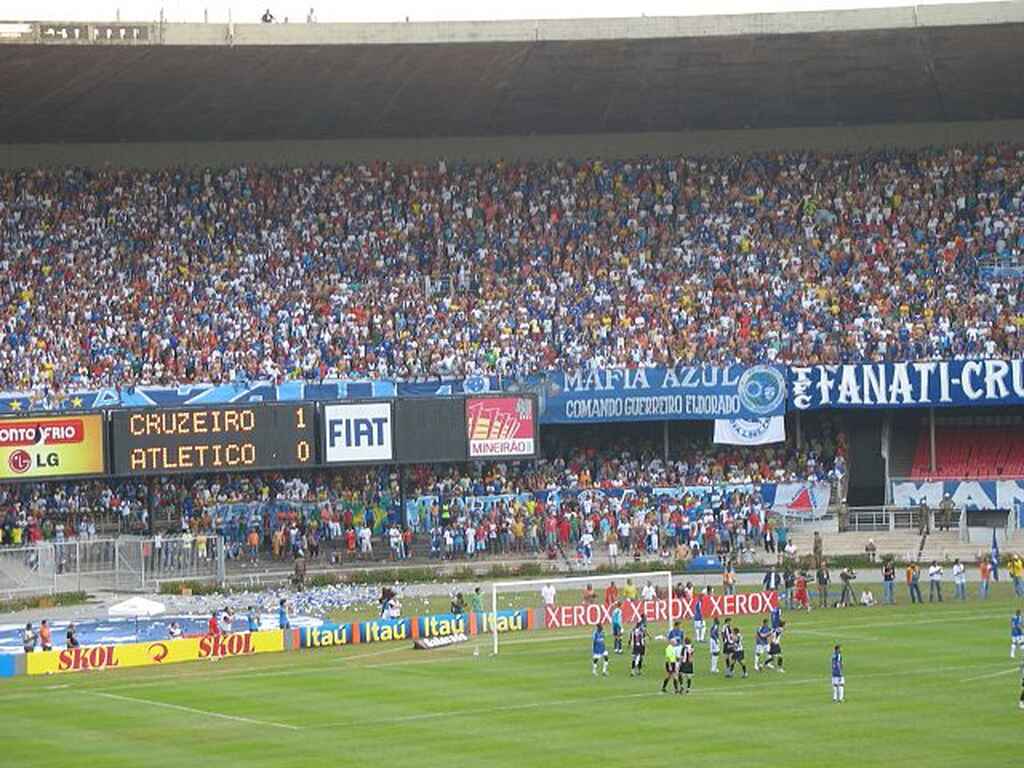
713, 416, 786, 446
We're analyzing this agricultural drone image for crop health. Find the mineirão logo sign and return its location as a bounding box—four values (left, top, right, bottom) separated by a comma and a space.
466, 396, 536, 458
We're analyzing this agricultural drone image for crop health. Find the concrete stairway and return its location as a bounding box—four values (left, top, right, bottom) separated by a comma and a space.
780, 528, 989, 563
917, 531, 984, 563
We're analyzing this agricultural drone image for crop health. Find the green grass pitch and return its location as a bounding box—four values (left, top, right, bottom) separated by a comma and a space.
0, 586, 1021, 767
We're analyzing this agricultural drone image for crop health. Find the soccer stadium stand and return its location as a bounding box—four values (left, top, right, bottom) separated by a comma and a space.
5, 10, 1024, 761
911, 423, 1024, 479
0, 434, 846, 549
1, 145, 1023, 399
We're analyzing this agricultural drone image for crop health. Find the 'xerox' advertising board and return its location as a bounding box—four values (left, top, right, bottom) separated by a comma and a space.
466, 396, 538, 459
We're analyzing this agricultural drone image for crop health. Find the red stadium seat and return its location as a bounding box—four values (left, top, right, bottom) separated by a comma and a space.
910, 426, 1024, 480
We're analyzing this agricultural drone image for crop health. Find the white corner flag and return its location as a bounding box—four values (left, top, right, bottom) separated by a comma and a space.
713, 416, 786, 446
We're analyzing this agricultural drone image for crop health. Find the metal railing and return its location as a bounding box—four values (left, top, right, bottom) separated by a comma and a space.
843, 506, 961, 533
0, 536, 225, 598
845, 507, 892, 532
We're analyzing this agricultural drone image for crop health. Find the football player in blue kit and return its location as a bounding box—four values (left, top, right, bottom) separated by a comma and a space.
592, 623, 609, 676
831, 644, 845, 703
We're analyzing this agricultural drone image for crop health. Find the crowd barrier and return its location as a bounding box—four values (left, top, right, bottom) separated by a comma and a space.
0, 591, 778, 678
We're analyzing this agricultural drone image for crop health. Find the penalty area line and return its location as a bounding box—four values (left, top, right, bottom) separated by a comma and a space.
960, 666, 1021, 683
331, 645, 414, 663
87, 690, 303, 731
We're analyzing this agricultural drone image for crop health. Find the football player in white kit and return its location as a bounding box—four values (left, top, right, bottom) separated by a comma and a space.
708, 617, 721, 673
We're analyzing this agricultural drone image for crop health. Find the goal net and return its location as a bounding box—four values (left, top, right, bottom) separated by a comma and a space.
489, 571, 675, 655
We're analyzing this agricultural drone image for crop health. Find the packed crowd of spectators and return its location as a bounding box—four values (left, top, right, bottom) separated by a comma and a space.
415, 484, 791, 565
0, 429, 844, 560
2, 145, 1023, 401
410, 423, 846, 499
0, 481, 144, 547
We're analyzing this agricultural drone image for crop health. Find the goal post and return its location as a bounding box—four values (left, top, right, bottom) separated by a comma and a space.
490, 570, 674, 655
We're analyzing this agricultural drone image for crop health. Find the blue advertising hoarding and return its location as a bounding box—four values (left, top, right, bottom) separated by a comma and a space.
790, 360, 1024, 411
299, 609, 532, 648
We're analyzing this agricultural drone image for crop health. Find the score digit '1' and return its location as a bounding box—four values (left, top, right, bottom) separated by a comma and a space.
295, 408, 310, 462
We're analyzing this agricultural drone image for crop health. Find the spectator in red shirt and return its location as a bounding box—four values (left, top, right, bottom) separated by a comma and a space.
604, 581, 619, 606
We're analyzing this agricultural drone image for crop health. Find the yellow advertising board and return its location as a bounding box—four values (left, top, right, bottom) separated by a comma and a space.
25, 630, 285, 675
0, 413, 105, 480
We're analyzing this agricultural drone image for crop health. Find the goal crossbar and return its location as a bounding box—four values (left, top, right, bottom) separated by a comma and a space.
490, 570, 674, 655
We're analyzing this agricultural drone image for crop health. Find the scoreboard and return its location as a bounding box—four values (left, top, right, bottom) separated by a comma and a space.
111, 404, 316, 476
0, 394, 541, 484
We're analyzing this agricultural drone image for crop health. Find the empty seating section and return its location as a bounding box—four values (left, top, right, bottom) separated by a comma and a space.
911, 427, 1024, 479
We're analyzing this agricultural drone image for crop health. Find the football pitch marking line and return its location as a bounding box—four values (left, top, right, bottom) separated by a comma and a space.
960, 667, 1021, 683
331, 645, 411, 663
88, 691, 302, 731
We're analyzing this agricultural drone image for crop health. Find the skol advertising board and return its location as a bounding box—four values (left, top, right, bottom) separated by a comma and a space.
25, 630, 285, 675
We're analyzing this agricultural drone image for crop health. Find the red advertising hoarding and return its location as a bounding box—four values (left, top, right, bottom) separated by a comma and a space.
466, 396, 537, 459
0, 413, 106, 481
543, 591, 779, 629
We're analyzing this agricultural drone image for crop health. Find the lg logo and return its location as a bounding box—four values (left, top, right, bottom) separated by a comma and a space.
6, 450, 59, 474
8, 450, 31, 474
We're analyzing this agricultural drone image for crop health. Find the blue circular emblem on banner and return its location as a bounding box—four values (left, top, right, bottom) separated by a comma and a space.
737, 366, 786, 416
463, 375, 490, 394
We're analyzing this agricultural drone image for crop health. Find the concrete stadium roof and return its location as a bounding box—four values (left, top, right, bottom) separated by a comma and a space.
1, 2, 1023, 143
